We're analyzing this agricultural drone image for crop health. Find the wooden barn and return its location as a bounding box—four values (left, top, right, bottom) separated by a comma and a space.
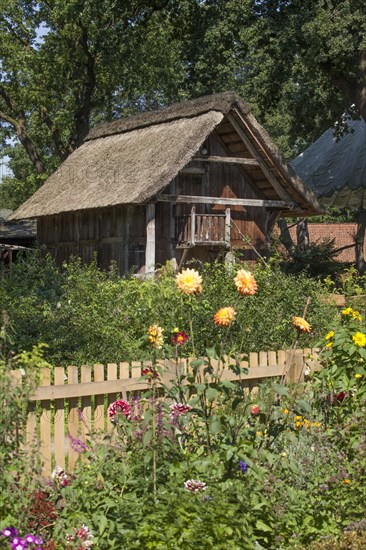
10, 92, 321, 274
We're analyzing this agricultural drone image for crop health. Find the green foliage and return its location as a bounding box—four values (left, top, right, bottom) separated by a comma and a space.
0, 315, 48, 530
323, 265, 366, 297
279, 239, 343, 278
2, 271, 366, 547
47, 325, 366, 548
313, 306, 366, 398
0, 254, 336, 365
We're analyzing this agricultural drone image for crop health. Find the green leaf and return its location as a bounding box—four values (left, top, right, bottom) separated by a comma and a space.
206, 347, 218, 359
142, 428, 153, 448
295, 399, 312, 415
99, 515, 108, 536
221, 379, 236, 390
206, 387, 219, 402
191, 359, 206, 369
273, 383, 289, 396
255, 520, 273, 533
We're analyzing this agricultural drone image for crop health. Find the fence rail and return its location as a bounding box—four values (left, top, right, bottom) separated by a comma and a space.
19, 348, 319, 476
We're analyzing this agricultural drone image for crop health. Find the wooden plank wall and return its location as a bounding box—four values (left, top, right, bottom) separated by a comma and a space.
169, 132, 269, 262
20, 348, 318, 476
37, 205, 146, 273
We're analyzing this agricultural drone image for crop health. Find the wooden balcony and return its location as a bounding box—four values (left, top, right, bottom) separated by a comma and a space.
176, 207, 230, 248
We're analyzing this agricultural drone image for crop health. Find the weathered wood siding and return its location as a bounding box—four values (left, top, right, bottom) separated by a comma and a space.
37, 205, 146, 272
165, 131, 269, 262
37, 120, 278, 271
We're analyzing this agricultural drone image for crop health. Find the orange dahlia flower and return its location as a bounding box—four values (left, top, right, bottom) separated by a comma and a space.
292, 316, 311, 333
213, 306, 237, 327
176, 268, 202, 295
234, 269, 257, 296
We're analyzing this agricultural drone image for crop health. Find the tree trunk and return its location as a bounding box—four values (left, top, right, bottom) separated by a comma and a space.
356, 210, 366, 275
277, 219, 295, 254
296, 218, 309, 251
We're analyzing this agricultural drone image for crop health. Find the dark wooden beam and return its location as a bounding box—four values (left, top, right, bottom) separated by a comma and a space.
158, 194, 290, 208
191, 155, 259, 166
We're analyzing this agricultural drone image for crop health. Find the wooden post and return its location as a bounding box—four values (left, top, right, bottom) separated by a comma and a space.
169, 181, 177, 263
225, 208, 231, 244
145, 203, 156, 277
190, 206, 196, 246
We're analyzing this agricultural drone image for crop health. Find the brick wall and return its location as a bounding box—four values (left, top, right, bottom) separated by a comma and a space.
288, 223, 359, 263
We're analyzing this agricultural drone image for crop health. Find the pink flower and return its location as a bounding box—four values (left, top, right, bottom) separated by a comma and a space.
184, 479, 207, 493
170, 403, 192, 418
108, 399, 131, 421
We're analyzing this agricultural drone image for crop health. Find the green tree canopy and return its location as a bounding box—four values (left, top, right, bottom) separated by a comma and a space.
1, 0, 366, 208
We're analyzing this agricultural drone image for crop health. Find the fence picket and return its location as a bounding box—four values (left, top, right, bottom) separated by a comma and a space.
107, 364, 118, 433
67, 366, 79, 471
19, 348, 319, 476
39, 368, 52, 476
80, 365, 92, 448
54, 367, 65, 470
93, 364, 105, 432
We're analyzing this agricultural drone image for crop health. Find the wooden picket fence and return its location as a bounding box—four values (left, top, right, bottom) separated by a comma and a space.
21, 348, 319, 476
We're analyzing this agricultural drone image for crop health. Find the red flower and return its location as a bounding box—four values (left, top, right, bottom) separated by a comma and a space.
250, 405, 261, 416
335, 391, 348, 403
172, 331, 189, 346
142, 367, 160, 381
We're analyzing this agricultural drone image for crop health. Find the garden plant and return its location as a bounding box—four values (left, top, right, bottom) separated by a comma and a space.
0, 263, 366, 548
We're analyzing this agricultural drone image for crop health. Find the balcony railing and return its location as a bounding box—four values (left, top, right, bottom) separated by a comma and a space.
176, 207, 230, 247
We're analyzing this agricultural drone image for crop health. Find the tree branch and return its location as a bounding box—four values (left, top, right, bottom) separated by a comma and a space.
0, 85, 22, 117
0, 109, 18, 127
40, 108, 71, 161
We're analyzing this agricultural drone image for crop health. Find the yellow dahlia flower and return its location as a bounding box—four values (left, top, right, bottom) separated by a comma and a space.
325, 331, 334, 340
147, 324, 164, 349
292, 316, 311, 333
352, 332, 366, 347
234, 269, 257, 296
176, 268, 202, 295
213, 306, 237, 327
352, 310, 362, 321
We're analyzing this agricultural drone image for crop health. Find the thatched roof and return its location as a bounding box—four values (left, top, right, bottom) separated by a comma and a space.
11, 92, 321, 220
291, 119, 366, 209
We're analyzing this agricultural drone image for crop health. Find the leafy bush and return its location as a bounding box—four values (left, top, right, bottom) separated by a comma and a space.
0, 252, 336, 366
0, 315, 49, 532
1, 268, 366, 548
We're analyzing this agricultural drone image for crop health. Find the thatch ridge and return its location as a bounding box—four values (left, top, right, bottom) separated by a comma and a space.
87, 91, 250, 141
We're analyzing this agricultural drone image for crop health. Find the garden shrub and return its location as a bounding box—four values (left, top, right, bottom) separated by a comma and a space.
1, 267, 366, 548
0, 315, 49, 533
0, 252, 337, 366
